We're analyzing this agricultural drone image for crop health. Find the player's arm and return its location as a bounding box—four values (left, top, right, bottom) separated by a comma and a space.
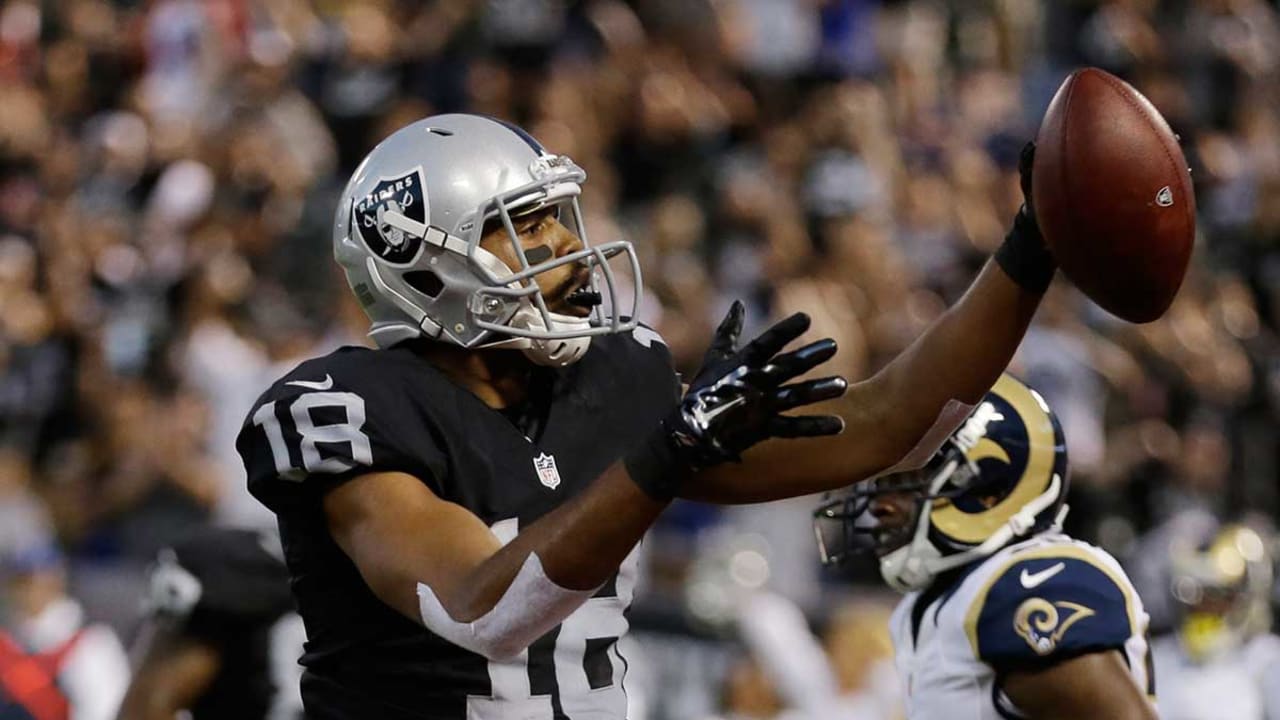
326, 463, 661, 640
323, 310, 845, 661
686, 144, 1053, 503
1001, 651, 1157, 720
118, 547, 218, 720
117, 634, 220, 720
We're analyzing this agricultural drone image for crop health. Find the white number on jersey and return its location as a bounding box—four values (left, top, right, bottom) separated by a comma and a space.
252, 392, 372, 479
469, 518, 638, 719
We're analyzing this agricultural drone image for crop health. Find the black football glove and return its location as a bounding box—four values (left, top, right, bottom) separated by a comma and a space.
625, 301, 847, 501
995, 141, 1056, 293
1017, 140, 1041, 224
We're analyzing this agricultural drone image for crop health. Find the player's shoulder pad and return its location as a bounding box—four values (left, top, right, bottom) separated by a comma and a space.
589, 322, 678, 392
239, 344, 447, 502
964, 539, 1140, 668
629, 322, 667, 350
261, 345, 389, 401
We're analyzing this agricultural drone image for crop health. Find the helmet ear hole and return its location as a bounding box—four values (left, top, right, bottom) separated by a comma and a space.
404, 270, 445, 298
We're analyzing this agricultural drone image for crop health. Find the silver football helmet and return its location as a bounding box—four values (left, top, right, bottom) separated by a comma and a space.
334, 114, 642, 366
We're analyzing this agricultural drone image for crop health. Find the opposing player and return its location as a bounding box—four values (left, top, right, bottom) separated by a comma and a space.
118, 527, 303, 720
816, 375, 1158, 720
1150, 523, 1280, 720
238, 113, 1057, 718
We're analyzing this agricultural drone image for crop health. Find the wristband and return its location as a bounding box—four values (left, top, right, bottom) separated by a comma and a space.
994, 207, 1056, 294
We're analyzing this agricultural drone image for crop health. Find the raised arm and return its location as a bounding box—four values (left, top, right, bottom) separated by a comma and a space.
689, 258, 1043, 502
687, 144, 1054, 502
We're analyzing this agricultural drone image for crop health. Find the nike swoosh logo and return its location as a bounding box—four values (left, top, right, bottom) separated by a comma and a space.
286, 374, 334, 391
1020, 562, 1066, 589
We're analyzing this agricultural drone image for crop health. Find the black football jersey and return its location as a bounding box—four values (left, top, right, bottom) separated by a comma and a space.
146, 527, 303, 720
236, 328, 679, 719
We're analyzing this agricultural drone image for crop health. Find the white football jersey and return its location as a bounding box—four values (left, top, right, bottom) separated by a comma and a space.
1151, 633, 1280, 720
889, 533, 1154, 720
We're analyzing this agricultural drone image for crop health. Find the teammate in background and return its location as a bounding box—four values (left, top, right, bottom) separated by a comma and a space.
117, 527, 303, 720
1, 542, 130, 720
237, 113, 1056, 718
816, 375, 1157, 720
1150, 523, 1280, 720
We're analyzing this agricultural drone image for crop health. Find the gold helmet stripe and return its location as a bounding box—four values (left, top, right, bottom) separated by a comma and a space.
930, 375, 1057, 544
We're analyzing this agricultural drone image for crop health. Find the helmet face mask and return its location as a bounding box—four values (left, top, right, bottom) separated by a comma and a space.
335, 114, 643, 366
815, 456, 950, 566
814, 375, 1070, 592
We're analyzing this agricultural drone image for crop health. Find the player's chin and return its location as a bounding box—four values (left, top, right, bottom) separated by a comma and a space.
873, 533, 911, 558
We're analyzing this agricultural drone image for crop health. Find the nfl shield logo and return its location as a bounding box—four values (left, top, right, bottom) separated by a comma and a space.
533, 453, 561, 490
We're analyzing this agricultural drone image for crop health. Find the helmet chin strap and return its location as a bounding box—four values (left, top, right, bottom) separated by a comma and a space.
881, 473, 1068, 592
467, 245, 594, 367
485, 303, 592, 367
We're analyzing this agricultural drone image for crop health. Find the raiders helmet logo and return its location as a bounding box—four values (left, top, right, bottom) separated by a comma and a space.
353, 168, 428, 264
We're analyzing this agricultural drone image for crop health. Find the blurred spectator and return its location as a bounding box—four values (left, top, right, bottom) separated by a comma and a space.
2, 1, 1279, 716
2, 540, 129, 720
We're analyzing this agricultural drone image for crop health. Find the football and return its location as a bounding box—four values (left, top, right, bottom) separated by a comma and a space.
1032, 67, 1195, 323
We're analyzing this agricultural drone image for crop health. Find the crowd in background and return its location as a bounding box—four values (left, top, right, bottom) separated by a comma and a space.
2, 0, 1279, 717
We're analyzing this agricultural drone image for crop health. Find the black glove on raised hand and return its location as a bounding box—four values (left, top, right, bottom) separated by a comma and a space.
625, 301, 848, 501
995, 141, 1057, 294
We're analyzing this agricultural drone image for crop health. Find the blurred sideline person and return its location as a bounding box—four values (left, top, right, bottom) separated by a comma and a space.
117, 527, 303, 720
722, 595, 903, 720
816, 375, 1157, 720
237, 112, 1057, 717
1, 543, 130, 720
1150, 523, 1280, 720
685, 533, 903, 720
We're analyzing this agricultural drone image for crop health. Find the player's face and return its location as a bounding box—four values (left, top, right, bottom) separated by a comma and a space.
480, 207, 594, 317
815, 471, 929, 564
866, 473, 926, 557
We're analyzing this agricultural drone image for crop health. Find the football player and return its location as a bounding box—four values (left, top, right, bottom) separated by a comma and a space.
816, 375, 1158, 720
1150, 523, 1280, 720
118, 527, 303, 720
237, 113, 1056, 718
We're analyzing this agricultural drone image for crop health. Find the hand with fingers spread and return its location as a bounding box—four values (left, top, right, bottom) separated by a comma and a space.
625, 301, 848, 501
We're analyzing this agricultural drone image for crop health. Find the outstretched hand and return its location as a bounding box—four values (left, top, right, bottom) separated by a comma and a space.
625, 301, 847, 501
672, 301, 847, 469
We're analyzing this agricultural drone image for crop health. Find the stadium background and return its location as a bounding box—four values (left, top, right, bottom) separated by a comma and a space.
1, 0, 1279, 717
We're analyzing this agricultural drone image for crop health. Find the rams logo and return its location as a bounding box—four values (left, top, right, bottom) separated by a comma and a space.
929, 375, 1065, 544
353, 168, 428, 265
1014, 597, 1095, 655
953, 400, 1012, 468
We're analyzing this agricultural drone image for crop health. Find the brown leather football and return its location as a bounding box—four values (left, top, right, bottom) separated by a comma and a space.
1032, 67, 1195, 323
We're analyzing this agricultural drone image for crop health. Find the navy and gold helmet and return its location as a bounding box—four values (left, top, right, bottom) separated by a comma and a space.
814, 374, 1070, 592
